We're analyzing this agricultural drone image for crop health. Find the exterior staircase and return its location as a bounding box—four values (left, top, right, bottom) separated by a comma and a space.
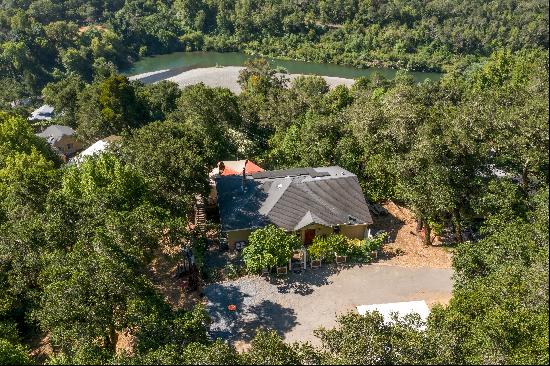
194, 194, 206, 232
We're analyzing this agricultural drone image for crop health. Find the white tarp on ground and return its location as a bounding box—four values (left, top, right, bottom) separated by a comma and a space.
356, 300, 430, 325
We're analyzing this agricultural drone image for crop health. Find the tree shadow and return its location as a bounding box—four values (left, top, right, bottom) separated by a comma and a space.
238, 300, 297, 341
267, 264, 341, 296
204, 283, 297, 343
369, 210, 406, 245
204, 283, 248, 341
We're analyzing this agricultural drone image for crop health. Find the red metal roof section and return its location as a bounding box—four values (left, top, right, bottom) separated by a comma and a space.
220, 160, 264, 176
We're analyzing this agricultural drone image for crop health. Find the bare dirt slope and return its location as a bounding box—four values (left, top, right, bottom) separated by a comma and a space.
370, 201, 453, 269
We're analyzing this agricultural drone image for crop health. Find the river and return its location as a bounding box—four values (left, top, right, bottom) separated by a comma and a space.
125, 51, 442, 82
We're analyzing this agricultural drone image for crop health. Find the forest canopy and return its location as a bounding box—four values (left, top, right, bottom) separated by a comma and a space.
0, 0, 548, 102
1, 46, 548, 364
0, 1, 548, 365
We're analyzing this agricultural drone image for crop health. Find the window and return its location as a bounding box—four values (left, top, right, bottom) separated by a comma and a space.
236, 241, 247, 250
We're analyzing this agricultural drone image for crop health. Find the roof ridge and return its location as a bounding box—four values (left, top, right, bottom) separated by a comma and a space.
258, 177, 291, 216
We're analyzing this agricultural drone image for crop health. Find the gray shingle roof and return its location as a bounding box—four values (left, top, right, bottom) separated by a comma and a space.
216, 166, 373, 232
36, 125, 75, 144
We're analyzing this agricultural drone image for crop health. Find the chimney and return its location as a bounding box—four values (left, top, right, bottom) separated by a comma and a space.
242, 167, 246, 191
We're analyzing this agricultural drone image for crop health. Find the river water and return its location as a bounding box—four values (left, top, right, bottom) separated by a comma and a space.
125, 51, 442, 82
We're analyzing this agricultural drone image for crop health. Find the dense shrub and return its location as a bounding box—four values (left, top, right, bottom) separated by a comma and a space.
242, 225, 301, 272
309, 232, 389, 262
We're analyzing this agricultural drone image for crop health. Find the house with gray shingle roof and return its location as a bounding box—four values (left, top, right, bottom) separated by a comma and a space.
36, 125, 83, 162
215, 166, 373, 250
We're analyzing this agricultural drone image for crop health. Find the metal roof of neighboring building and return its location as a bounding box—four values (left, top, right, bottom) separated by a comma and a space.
219, 160, 264, 176
216, 166, 373, 232
356, 300, 430, 330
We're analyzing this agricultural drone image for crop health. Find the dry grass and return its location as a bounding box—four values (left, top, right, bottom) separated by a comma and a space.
371, 201, 453, 269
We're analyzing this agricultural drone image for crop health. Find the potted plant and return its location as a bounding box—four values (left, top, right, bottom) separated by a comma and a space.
328, 234, 349, 264
366, 232, 389, 259
310, 258, 322, 269
276, 265, 288, 275
308, 238, 327, 268
334, 252, 347, 264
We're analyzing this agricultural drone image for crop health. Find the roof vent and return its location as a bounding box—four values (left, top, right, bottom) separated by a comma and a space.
277, 183, 283, 189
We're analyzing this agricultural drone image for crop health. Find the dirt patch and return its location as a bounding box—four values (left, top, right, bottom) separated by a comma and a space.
28, 333, 52, 364
403, 290, 453, 309
78, 24, 107, 33
234, 340, 252, 353
147, 233, 201, 311
371, 201, 453, 269
115, 329, 136, 356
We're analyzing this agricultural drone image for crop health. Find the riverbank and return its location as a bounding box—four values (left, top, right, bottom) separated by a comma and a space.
129, 66, 356, 93
125, 51, 442, 81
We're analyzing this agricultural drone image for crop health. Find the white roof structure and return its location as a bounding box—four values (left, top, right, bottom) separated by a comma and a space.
29, 104, 54, 121
356, 300, 430, 329
70, 140, 110, 165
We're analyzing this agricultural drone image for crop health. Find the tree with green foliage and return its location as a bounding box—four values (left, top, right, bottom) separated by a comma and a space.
315, 311, 428, 365
238, 58, 287, 97
76, 75, 146, 142
0, 113, 59, 167
0, 114, 60, 323
119, 120, 213, 214
0, 339, 34, 365
242, 330, 302, 365
137, 80, 182, 122
243, 225, 300, 272
42, 75, 85, 128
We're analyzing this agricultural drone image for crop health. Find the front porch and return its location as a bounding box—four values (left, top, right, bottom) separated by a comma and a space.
223, 222, 369, 251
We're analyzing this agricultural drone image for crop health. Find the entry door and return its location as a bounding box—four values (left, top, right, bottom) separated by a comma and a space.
304, 229, 316, 245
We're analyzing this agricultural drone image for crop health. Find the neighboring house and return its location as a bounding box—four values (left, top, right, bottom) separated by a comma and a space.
207, 160, 264, 206
36, 125, 83, 162
9, 97, 33, 108
69, 135, 121, 165
29, 104, 54, 121
216, 166, 373, 250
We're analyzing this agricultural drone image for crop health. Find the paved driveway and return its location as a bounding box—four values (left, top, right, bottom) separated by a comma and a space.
204, 264, 453, 345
